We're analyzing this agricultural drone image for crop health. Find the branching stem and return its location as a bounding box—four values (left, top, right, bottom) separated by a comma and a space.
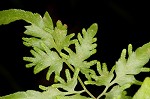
96, 86, 109, 99
77, 76, 96, 99
97, 79, 116, 99
63, 59, 96, 99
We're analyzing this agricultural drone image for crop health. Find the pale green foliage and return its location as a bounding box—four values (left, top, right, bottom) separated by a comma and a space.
133, 77, 150, 99
85, 42, 150, 98
23, 14, 77, 81
52, 68, 83, 93
0, 9, 150, 99
23, 43, 63, 80
85, 62, 115, 86
0, 89, 57, 99
61, 23, 98, 80
0, 86, 89, 99
114, 43, 150, 85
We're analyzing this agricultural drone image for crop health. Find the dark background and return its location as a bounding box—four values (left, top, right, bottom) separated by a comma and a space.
0, 0, 149, 97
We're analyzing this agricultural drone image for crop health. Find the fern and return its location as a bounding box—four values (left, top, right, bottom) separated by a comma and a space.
0, 9, 150, 99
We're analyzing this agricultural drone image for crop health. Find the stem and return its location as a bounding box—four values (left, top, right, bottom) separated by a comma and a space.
96, 80, 116, 99
77, 76, 96, 99
96, 86, 109, 99
64, 59, 96, 99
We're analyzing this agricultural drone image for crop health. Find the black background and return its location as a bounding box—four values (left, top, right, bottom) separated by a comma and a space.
0, 0, 149, 97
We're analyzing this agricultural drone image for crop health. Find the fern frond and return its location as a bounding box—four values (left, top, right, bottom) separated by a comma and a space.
1, 9, 150, 99
23, 43, 63, 80
0, 9, 78, 80
101, 42, 150, 98
52, 68, 84, 94
61, 23, 98, 80
23, 14, 76, 52
52, 20, 77, 52
84, 62, 114, 86
114, 42, 150, 86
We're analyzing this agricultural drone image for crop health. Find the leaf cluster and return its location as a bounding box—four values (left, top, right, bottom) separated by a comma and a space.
0, 9, 150, 99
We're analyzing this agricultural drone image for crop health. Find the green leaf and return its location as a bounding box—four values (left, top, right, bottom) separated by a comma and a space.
0, 9, 76, 51
23, 20, 76, 52
0, 9, 78, 81
63, 23, 98, 64
84, 62, 114, 86
18, 10, 55, 50
52, 20, 77, 52
22, 37, 54, 49
114, 42, 150, 86
43, 11, 53, 30
1, 9, 150, 99
0, 87, 72, 99
23, 23, 55, 49
0, 86, 88, 99
105, 85, 132, 99
0, 90, 42, 99
0, 9, 44, 26
133, 77, 150, 99
61, 23, 98, 80
126, 42, 150, 74
52, 68, 84, 94
23, 43, 63, 80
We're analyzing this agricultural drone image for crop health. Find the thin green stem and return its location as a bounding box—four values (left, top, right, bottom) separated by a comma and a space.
96, 79, 116, 99
63, 59, 96, 99
96, 86, 109, 99
77, 76, 96, 99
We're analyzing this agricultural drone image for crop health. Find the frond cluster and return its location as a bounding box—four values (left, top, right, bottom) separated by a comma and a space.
0, 9, 150, 99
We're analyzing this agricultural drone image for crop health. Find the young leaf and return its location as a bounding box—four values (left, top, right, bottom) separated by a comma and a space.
114, 42, 150, 86
61, 23, 98, 80
0, 9, 77, 80
23, 23, 55, 49
126, 42, 150, 74
84, 62, 114, 86
52, 68, 84, 94
19, 10, 55, 50
0, 9, 46, 27
51, 20, 77, 52
42, 11, 53, 30
1, 9, 150, 99
90, 43, 150, 98
22, 37, 55, 50
23, 43, 63, 80
0, 86, 74, 99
